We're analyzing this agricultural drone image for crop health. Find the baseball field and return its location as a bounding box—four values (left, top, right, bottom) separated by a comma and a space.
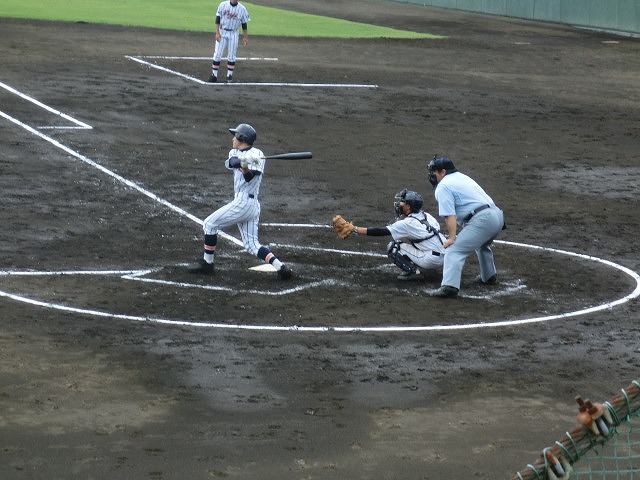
1, 0, 639, 478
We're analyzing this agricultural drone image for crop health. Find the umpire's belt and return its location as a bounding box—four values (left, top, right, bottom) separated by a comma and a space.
463, 204, 490, 223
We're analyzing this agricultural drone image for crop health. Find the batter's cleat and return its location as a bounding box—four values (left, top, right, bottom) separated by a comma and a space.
433, 285, 459, 298
277, 265, 292, 280
206, 73, 217, 83
476, 274, 497, 285
188, 259, 215, 274
397, 269, 422, 281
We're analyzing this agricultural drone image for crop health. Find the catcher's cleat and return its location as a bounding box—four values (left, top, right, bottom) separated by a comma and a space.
277, 265, 292, 280
188, 259, 215, 274
397, 269, 422, 281
476, 274, 497, 285
206, 73, 217, 83
433, 285, 459, 298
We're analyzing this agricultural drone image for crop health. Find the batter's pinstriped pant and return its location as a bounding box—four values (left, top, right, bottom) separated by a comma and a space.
203, 196, 262, 256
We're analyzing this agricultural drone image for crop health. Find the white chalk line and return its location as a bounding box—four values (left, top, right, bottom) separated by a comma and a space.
125, 55, 378, 89
140, 56, 279, 61
0, 81, 93, 130
2, 89, 640, 332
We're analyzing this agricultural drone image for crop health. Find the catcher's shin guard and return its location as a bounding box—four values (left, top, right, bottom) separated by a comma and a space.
387, 242, 417, 273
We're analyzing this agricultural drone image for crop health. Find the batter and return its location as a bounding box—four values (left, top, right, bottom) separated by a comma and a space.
188, 123, 292, 280
207, 0, 250, 83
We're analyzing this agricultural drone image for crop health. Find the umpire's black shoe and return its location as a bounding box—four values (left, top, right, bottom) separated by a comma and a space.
277, 265, 292, 280
206, 74, 217, 83
476, 274, 497, 285
433, 285, 459, 298
188, 259, 215, 274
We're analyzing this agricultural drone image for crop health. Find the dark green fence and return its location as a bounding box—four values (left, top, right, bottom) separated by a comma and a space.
394, 0, 640, 36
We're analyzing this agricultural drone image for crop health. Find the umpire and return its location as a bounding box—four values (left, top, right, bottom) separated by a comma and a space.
427, 156, 505, 298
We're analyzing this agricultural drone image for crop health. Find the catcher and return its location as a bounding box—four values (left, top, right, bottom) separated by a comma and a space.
332, 189, 445, 280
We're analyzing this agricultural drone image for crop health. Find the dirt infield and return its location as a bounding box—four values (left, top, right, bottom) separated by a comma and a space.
1, 1, 639, 478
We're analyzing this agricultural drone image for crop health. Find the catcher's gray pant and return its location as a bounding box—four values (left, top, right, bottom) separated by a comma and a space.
441, 206, 504, 289
203, 194, 261, 256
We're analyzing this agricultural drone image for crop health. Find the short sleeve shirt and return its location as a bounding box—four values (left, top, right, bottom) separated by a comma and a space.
434, 171, 494, 224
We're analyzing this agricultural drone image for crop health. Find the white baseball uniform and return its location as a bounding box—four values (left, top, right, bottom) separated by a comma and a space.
387, 211, 446, 270
203, 147, 265, 256
211, 0, 250, 79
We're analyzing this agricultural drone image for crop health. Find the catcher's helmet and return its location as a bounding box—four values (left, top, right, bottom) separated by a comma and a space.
229, 123, 257, 145
427, 156, 457, 187
394, 189, 424, 216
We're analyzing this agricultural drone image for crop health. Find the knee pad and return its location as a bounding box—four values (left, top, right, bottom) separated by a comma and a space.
387, 242, 417, 273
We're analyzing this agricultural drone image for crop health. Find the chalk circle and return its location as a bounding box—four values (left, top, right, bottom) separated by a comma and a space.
0, 239, 638, 333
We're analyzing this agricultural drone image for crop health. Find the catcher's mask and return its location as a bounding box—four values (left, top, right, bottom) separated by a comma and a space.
394, 189, 424, 217
427, 155, 457, 187
229, 123, 257, 145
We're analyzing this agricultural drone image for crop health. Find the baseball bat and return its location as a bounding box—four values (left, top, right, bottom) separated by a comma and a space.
262, 151, 312, 160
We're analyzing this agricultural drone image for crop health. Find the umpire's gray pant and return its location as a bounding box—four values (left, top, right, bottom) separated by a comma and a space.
441, 207, 504, 290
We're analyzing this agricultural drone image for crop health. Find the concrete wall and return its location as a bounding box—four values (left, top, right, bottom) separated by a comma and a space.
396, 0, 640, 36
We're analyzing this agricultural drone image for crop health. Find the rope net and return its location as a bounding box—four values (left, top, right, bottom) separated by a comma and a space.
513, 380, 640, 480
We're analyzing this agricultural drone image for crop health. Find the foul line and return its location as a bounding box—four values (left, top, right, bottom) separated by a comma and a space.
125, 55, 378, 88
0, 81, 93, 130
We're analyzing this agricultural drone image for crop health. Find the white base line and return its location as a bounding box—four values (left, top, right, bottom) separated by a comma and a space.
125, 55, 378, 88
0, 81, 93, 130
140, 56, 279, 61
0, 107, 242, 248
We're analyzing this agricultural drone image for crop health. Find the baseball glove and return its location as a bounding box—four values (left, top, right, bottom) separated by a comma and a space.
332, 215, 356, 239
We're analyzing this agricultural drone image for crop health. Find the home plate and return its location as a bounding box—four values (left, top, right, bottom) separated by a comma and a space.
249, 264, 277, 272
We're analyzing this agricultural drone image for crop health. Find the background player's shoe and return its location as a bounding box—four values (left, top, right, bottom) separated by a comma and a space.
277, 265, 292, 280
206, 73, 217, 83
226, 76, 234, 83
188, 259, 215, 274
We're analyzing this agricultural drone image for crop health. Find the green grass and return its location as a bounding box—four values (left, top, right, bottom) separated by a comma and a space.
0, 0, 443, 39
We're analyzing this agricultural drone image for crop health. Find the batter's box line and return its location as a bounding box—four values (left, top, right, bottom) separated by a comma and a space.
0, 268, 348, 297
123, 267, 348, 295
125, 55, 378, 88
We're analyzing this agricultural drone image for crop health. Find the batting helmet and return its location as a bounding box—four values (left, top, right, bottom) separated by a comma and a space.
229, 123, 257, 145
394, 189, 424, 216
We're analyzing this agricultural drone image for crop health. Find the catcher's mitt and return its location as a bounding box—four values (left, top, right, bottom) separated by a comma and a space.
332, 215, 356, 239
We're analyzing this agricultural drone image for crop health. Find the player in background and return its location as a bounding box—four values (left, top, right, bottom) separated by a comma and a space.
188, 123, 292, 280
207, 0, 250, 83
